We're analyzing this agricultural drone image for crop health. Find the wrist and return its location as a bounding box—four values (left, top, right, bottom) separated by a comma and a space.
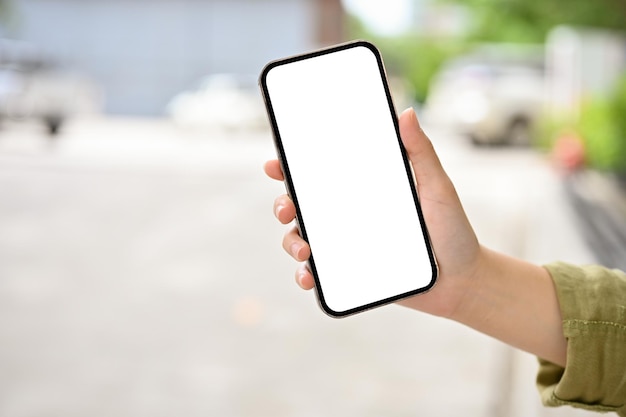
398, 244, 486, 319
445, 244, 492, 323
446, 247, 567, 366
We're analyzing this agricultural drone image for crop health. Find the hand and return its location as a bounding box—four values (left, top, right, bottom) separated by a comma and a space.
263, 108, 483, 318
265, 108, 568, 365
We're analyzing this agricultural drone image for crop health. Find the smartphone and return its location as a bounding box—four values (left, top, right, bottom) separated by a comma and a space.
259, 40, 437, 317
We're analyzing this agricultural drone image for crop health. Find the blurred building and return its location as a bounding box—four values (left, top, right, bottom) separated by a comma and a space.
6, 0, 345, 115
546, 26, 626, 117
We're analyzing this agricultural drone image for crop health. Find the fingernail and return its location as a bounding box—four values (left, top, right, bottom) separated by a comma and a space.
290, 242, 301, 259
275, 204, 285, 218
297, 269, 305, 286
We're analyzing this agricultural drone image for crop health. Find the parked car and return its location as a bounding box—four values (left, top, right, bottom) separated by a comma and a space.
0, 39, 83, 135
166, 74, 267, 131
422, 45, 546, 145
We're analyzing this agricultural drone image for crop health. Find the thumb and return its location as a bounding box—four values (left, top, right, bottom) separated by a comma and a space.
398, 107, 449, 190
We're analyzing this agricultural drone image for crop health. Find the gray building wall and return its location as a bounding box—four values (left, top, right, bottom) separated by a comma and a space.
9, 0, 337, 115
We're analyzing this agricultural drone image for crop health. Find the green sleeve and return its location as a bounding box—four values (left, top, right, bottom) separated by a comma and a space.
537, 262, 626, 416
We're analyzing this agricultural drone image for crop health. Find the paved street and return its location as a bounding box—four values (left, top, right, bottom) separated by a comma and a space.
0, 117, 596, 417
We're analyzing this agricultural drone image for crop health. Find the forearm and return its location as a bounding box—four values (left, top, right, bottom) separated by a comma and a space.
451, 247, 567, 367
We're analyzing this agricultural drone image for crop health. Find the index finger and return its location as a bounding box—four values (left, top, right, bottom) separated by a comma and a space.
263, 160, 284, 181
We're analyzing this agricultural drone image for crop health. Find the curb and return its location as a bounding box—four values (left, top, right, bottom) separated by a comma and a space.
564, 170, 626, 271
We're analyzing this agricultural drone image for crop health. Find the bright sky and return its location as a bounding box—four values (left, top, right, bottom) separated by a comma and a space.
342, 0, 414, 36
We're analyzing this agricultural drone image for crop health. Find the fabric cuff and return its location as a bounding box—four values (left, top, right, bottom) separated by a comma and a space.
537, 262, 626, 414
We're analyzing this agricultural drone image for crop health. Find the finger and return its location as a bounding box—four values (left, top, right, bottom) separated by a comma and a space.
263, 160, 284, 181
295, 263, 315, 290
273, 194, 296, 224
282, 226, 310, 262
398, 108, 450, 189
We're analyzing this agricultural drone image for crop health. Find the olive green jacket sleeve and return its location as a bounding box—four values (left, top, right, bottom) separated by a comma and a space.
537, 262, 626, 416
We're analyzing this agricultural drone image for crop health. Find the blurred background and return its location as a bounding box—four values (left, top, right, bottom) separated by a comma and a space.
0, 0, 624, 416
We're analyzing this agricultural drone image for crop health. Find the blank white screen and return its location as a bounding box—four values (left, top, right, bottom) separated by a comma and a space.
263, 43, 436, 315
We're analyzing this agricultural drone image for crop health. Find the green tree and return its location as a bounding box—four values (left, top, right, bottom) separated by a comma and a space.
443, 0, 626, 42
578, 75, 626, 172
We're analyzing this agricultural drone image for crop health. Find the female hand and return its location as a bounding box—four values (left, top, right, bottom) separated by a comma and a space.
263, 107, 483, 319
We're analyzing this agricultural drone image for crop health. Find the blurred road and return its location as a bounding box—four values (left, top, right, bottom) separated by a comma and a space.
0, 117, 596, 417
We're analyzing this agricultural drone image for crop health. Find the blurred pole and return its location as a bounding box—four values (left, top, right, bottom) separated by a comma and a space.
314, 0, 346, 46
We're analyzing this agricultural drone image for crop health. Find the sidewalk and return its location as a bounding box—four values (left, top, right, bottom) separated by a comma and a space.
0, 119, 608, 417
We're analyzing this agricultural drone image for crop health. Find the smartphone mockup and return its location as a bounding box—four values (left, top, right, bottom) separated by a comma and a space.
259, 41, 437, 317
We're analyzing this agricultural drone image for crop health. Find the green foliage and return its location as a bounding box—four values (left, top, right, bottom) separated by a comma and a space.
582, 75, 626, 172
346, 13, 468, 104
534, 114, 573, 151
369, 36, 467, 103
538, 74, 626, 173
578, 100, 625, 172
612, 73, 626, 139
441, 0, 626, 42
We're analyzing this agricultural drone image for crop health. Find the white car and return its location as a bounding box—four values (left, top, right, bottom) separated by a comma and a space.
0, 39, 83, 135
423, 46, 546, 145
167, 74, 267, 131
